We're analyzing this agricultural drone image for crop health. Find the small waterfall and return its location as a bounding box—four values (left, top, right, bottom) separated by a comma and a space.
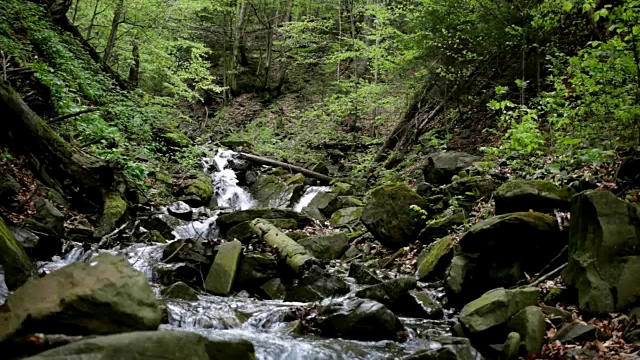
204, 149, 256, 211
293, 186, 331, 212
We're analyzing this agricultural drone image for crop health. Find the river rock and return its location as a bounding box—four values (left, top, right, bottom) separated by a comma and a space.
361, 184, 427, 249
459, 287, 540, 334
329, 207, 362, 228
445, 176, 497, 201
176, 175, 214, 207
31, 197, 65, 236
552, 323, 603, 343
395, 290, 444, 319
235, 252, 278, 289
563, 190, 640, 314
338, 196, 364, 207
251, 175, 302, 208
160, 281, 199, 301
304, 192, 342, 217
0, 171, 19, 205
217, 209, 311, 236
167, 201, 193, 221
418, 212, 466, 244
348, 262, 381, 285
355, 277, 417, 307
502, 331, 521, 360
317, 298, 405, 341
138, 230, 166, 243
227, 218, 298, 243
494, 180, 572, 215
332, 182, 355, 196
23, 331, 255, 360
507, 306, 546, 355
0, 254, 161, 342
9, 225, 61, 261
0, 218, 36, 290
259, 278, 286, 300
416, 235, 455, 281
401, 339, 483, 360
285, 265, 349, 302
445, 212, 565, 304
155, 262, 201, 286
205, 240, 242, 295
140, 214, 185, 239
298, 232, 349, 260
163, 238, 212, 265
422, 152, 480, 185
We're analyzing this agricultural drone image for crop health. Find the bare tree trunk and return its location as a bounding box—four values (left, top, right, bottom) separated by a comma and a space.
127, 42, 140, 89
230, 1, 247, 94
103, 0, 125, 64
273, 1, 293, 94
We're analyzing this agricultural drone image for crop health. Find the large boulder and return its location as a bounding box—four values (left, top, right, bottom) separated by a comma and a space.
205, 240, 242, 295
297, 232, 350, 260
317, 298, 405, 341
422, 152, 480, 185
176, 176, 214, 207
303, 192, 342, 217
30, 197, 65, 236
494, 180, 572, 215
329, 207, 362, 228
250, 175, 303, 208
361, 184, 427, 249
285, 265, 349, 302
0, 217, 36, 290
23, 331, 255, 360
416, 235, 455, 281
507, 306, 546, 355
235, 252, 278, 290
563, 190, 640, 314
348, 262, 381, 285
459, 287, 540, 334
217, 209, 311, 237
355, 277, 417, 306
0, 254, 161, 342
445, 212, 565, 304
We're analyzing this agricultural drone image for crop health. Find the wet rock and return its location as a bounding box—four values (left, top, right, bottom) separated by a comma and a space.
227, 218, 297, 243
317, 298, 405, 341
140, 214, 185, 239
244, 170, 258, 187
286, 173, 306, 185
355, 277, 417, 307
32, 197, 65, 236
446, 212, 565, 304
138, 230, 166, 243
563, 190, 640, 314
66, 223, 94, 244
9, 225, 59, 261
298, 232, 349, 260
235, 252, 278, 289
423, 152, 480, 185
23, 331, 255, 360
332, 182, 355, 196
552, 323, 603, 343
361, 184, 427, 249
348, 262, 381, 285
167, 201, 193, 221
419, 212, 466, 245
0, 218, 36, 290
343, 245, 360, 259
46, 188, 68, 207
494, 180, 572, 215
401, 339, 483, 360
416, 235, 455, 281
395, 290, 444, 319
0, 254, 161, 342
217, 209, 311, 236
250, 175, 301, 208
507, 306, 546, 355
155, 262, 201, 286
445, 176, 497, 201
329, 207, 362, 228
285, 265, 349, 302
304, 192, 342, 217
162, 238, 212, 265
176, 176, 213, 207
540, 305, 572, 324
259, 278, 286, 300
338, 196, 364, 207
205, 240, 242, 295
459, 287, 539, 334
502, 331, 521, 360
160, 281, 199, 301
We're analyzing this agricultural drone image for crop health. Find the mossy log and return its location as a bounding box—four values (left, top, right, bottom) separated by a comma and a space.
250, 218, 319, 274
0, 217, 37, 290
0, 80, 126, 237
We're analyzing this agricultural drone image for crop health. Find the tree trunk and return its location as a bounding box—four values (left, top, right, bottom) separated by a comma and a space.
0, 80, 126, 237
230, 1, 247, 94
103, 0, 125, 64
238, 152, 333, 183
85, 0, 100, 40
250, 219, 318, 274
127, 42, 140, 89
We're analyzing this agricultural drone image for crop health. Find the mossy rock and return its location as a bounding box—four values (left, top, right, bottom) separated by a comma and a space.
250, 175, 300, 208
162, 131, 192, 148
298, 232, 350, 260
227, 218, 298, 243
329, 207, 363, 228
160, 281, 199, 301
286, 173, 306, 185
0, 217, 36, 290
177, 176, 214, 206
494, 179, 572, 215
416, 235, 456, 281
332, 182, 355, 196
217, 209, 311, 236
139, 230, 166, 244
94, 192, 127, 238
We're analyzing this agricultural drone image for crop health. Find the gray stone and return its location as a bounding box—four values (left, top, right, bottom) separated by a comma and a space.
348, 262, 381, 285
356, 277, 417, 307
0, 218, 36, 291
227, 218, 298, 243
329, 207, 363, 227
250, 175, 301, 208
401, 340, 483, 360
502, 332, 521, 360
361, 184, 427, 249
459, 287, 540, 334
395, 290, 444, 319
33, 197, 65, 236
285, 265, 349, 302
304, 192, 342, 216
338, 196, 364, 207
422, 152, 480, 185
160, 281, 199, 301
318, 298, 404, 341
494, 180, 572, 215
259, 278, 286, 300
552, 323, 602, 343
167, 201, 193, 221
416, 235, 455, 281
418, 212, 466, 244
23, 331, 255, 360
235, 252, 278, 289
163, 238, 212, 265
0, 254, 161, 341
507, 306, 546, 355
205, 240, 243, 295
332, 182, 355, 196
217, 209, 311, 236
175, 176, 213, 207
563, 190, 640, 314
298, 232, 349, 260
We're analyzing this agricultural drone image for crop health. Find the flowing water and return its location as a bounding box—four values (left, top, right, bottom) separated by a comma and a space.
2, 149, 458, 359
293, 186, 332, 212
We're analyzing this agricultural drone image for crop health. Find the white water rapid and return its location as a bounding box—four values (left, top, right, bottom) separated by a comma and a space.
204, 149, 256, 211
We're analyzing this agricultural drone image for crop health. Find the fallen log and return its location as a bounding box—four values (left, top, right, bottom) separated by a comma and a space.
238, 152, 333, 183
250, 218, 319, 274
